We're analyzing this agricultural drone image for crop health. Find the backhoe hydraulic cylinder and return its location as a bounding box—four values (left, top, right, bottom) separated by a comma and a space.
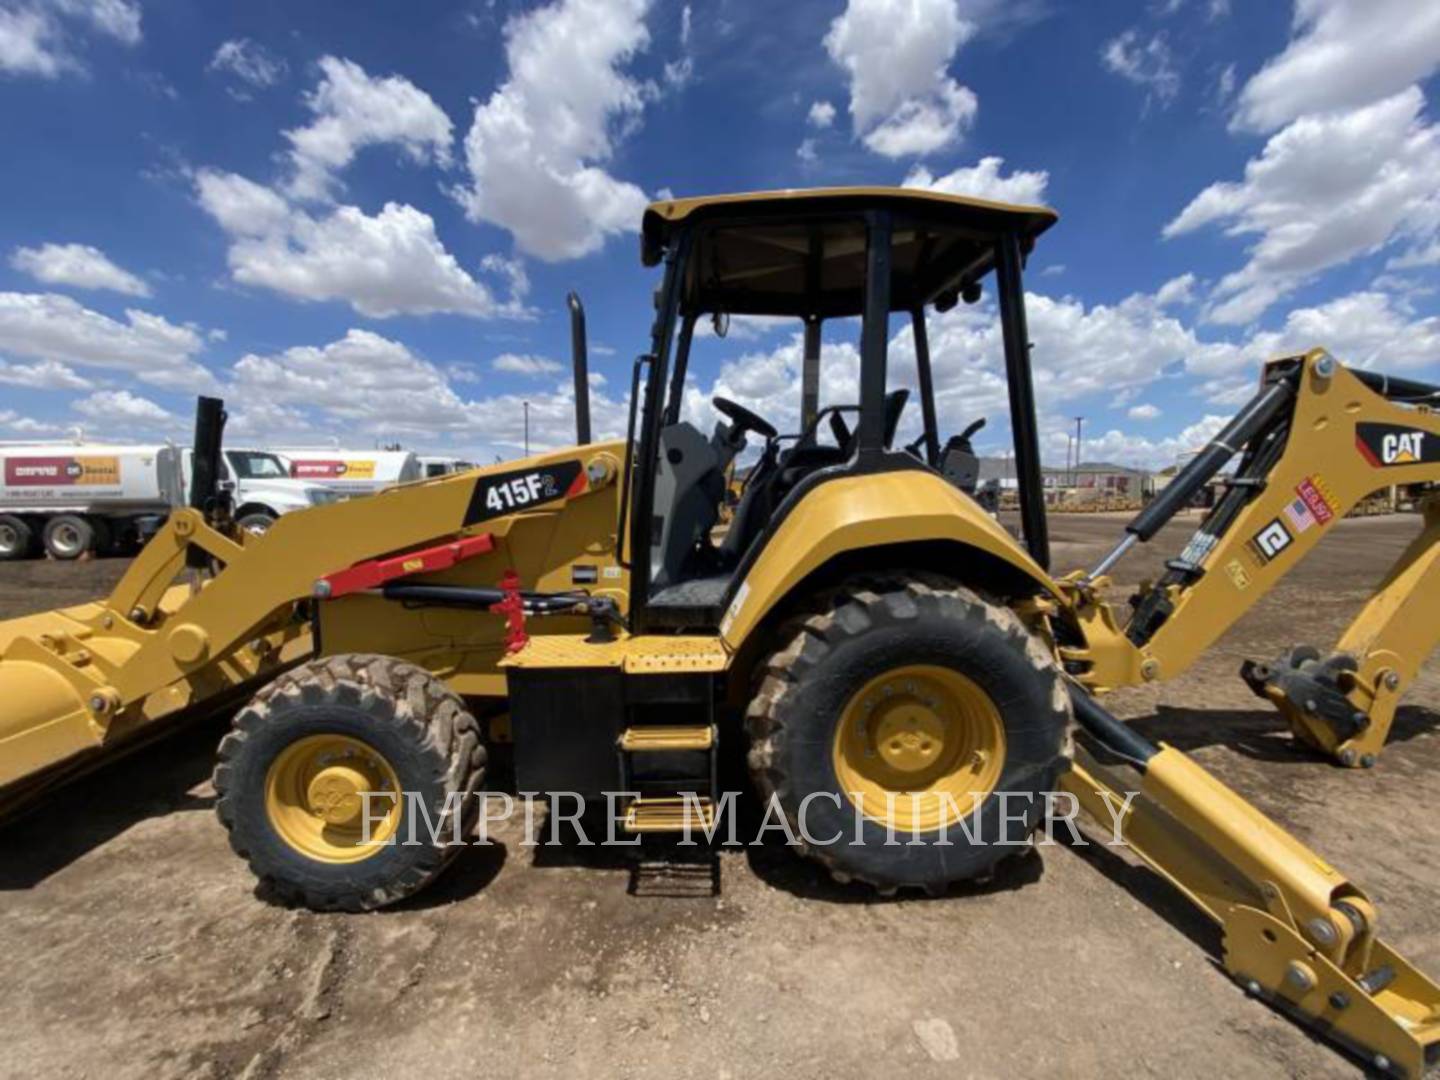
1352, 369, 1440, 402
1126, 378, 1294, 542
1067, 684, 1157, 767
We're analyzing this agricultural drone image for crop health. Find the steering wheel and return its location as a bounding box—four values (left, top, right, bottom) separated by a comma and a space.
713, 396, 778, 440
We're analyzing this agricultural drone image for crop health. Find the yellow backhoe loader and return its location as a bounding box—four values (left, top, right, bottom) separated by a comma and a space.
2, 188, 1438, 1074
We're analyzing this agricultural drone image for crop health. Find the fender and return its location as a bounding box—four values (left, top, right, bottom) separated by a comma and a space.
719, 470, 1058, 649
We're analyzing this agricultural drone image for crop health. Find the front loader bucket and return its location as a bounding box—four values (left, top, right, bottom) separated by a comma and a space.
0, 602, 126, 791
0, 561, 310, 817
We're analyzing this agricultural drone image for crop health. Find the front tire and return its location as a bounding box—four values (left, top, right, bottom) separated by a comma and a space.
746, 575, 1070, 893
214, 654, 486, 911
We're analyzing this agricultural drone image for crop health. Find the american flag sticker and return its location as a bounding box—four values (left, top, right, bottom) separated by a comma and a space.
1284, 496, 1316, 533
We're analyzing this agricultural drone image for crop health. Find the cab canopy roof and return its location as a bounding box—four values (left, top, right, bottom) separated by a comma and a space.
641, 186, 1057, 319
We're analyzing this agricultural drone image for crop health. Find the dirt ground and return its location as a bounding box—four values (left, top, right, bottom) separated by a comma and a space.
1, 513, 1437, 1079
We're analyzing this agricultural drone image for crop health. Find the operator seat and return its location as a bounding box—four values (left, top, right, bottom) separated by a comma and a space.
719, 389, 909, 563
650, 421, 745, 591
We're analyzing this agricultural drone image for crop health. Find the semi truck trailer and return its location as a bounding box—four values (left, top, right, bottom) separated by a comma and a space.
0, 443, 336, 559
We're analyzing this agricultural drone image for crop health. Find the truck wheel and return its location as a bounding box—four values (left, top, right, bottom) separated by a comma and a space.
42, 514, 95, 559
0, 514, 36, 560
214, 654, 486, 911
237, 511, 276, 536
746, 575, 1070, 894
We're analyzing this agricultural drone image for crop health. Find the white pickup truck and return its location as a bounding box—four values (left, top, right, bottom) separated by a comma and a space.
0, 443, 337, 560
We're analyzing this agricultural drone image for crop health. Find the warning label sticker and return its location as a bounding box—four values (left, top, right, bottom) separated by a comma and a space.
1295, 475, 1336, 525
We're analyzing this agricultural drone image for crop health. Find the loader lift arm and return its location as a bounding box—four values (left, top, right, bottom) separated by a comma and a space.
0, 417, 621, 799
1061, 349, 1440, 764
1065, 686, 1440, 1077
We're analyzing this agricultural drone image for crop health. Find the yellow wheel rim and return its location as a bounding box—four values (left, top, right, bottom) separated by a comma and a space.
264, 735, 402, 863
832, 664, 1005, 833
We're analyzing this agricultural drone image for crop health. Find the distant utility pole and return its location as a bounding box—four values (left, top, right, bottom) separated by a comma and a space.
1072, 416, 1085, 484
523, 401, 530, 457
1066, 434, 1074, 484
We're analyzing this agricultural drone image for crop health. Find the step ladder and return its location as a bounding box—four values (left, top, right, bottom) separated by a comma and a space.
616, 722, 719, 834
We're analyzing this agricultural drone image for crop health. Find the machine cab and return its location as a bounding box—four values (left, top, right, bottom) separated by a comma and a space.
621, 188, 1058, 632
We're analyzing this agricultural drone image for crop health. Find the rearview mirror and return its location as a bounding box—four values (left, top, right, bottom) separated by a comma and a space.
712, 311, 730, 339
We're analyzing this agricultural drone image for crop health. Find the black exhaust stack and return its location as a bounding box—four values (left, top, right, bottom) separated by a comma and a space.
188, 395, 229, 567
568, 292, 592, 445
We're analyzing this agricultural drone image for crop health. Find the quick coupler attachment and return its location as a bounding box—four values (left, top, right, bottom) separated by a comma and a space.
1241, 646, 1385, 767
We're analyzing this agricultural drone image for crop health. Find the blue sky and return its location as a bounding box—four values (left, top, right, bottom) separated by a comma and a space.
0, 0, 1436, 466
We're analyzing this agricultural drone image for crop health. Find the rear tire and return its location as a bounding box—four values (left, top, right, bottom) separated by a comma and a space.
746, 575, 1070, 893
0, 514, 36, 560
213, 654, 486, 911
42, 514, 94, 559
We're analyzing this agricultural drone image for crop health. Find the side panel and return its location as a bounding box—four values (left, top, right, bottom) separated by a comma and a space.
509, 667, 624, 797
317, 446, 628, 695
718, 470, 1057, 649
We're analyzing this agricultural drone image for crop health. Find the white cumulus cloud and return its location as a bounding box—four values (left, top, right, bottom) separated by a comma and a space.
1232, 0, 1440, 134
284, 55, 454, 201
1100, 30, 1180, 110
1165, 87, 1440, 324
0, 0, 139, 77
457, 0, 654, 261
903, 156, 1049, 205
824, 0, 978, 158
0, 356, 91, 389
195, 169, 527, 320
11, 242, 150, 296
225, 328, 625, 455
73, 389, 174, 425
0, 291, 213, 390
209, 38, 287, 99
493, 353, 562, 376
807, 100, 836, 129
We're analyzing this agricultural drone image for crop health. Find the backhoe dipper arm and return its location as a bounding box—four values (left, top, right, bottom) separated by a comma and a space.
1064, 687, 1440, 1077
1064, 350, 1440, 762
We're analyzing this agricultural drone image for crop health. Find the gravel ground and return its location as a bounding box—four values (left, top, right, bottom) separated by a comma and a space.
0, 512, 1435, 1079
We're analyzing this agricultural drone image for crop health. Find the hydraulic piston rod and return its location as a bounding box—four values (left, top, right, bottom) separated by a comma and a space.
1086, 373, 1296, 579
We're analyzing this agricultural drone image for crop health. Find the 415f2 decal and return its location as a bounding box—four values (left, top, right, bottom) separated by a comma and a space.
1356, 423, 1440, 467
464, 460, 585, 524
